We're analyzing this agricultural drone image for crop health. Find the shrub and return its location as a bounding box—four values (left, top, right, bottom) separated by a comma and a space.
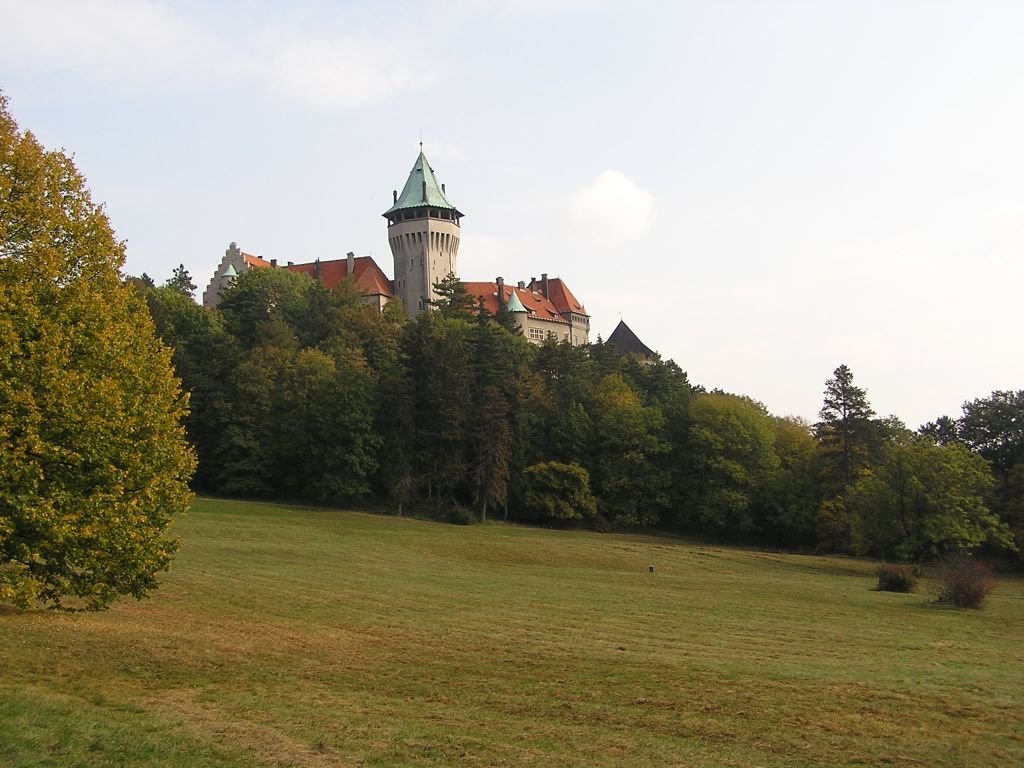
876, 564, 917, 593
935, 557, 995, 609
445, 503, 476, 526
521, 462, 597, 524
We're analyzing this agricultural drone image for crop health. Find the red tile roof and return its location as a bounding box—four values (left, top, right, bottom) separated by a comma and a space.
242, 252, 272, 268
528, 277, 586, 315
462, 281, 586, 325
285, 257, 394, 298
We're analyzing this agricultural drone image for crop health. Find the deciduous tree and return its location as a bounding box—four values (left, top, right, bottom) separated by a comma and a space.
521, 462, 597, 523
0, 96, 194, 609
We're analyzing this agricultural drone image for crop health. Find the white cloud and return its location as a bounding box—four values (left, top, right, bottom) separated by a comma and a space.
0, 1, 425, 108
569, 170, 655, 248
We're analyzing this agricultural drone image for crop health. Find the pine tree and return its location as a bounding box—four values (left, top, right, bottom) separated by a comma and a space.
815, 364, 876, 492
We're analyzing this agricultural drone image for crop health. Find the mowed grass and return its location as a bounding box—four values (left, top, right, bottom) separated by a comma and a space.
2, 499, 1022, 767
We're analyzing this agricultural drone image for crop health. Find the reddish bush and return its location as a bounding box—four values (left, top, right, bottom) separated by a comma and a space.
936, 557, 995, 609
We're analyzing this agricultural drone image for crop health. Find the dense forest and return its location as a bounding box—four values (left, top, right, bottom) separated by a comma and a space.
137, 267, 1021, 564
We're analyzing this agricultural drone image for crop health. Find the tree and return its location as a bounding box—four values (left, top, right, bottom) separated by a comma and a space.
813, 364, 877, 552
141, 285, 238, 491
760, 416, 818, 548
845, 437, 1012, 561
954, 391, 1024, 556
0, 96, 195, 610
589, 373, 670, 527
815, 364, 877, 491
682, 393, 780, 536
521, 462, 597, 524
403, 314, 474, 510
216, 266, 320, 349
919, 415, 960, 446
429, 272, 475, 318
164, 263, 196, 298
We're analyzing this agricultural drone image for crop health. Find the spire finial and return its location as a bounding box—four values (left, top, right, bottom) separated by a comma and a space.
419, 130, 423, 152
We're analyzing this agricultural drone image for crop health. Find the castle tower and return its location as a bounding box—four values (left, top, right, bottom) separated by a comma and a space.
383, 149, 463, 316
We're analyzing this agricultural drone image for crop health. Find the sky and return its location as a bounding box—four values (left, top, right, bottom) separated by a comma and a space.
3, 0, 1022, 429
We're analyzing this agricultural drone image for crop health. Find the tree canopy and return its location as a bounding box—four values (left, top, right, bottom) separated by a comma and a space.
0, 96, 195, 610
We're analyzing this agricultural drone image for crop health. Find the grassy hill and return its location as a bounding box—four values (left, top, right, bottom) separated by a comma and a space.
2, 498, 1021, 767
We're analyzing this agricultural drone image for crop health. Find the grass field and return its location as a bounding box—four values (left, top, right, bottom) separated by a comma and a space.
2, 498, 1022, 767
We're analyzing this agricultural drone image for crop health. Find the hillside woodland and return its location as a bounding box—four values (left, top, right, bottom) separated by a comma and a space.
137, 268, 1020, 564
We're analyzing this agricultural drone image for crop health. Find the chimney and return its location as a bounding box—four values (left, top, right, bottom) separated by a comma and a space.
517, 280, 525, 290
541, 273, 549, 299
270, 258, 277, 268
496, 276, 504, 305
314, 257, 321, 280
287, 261, 294, 266
347, 251, 355, 276
393, 190, 397, 203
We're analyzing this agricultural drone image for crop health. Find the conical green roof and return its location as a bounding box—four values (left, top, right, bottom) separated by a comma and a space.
505, 289, 527, 313
384, 150, 462, 217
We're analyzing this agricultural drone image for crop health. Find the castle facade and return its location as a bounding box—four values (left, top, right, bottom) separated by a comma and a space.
203, 150, 590, 346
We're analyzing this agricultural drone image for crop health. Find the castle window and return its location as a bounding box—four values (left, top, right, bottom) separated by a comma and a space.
528, 327, 544, 341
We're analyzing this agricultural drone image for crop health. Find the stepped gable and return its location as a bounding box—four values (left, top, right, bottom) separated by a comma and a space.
607, 319, 656, 359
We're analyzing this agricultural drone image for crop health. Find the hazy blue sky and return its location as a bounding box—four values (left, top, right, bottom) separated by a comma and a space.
3, 0, 1022, 428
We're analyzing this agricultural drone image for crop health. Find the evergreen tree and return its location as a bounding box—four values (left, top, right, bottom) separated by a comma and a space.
165, 263, 197, 298
815, 364, 877, 491
814, 364, 877, 551
429, 272, 475, 318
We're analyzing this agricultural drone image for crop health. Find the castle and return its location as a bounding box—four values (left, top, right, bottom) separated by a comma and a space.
203, 149, 591, 346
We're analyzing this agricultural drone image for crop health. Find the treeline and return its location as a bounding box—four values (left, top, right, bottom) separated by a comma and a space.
137, 268, 1020, 563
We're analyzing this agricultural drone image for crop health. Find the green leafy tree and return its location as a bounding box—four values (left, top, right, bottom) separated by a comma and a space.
958, 391, 1024, 478
589, 373, 670, 527
141, 285, 238, 491
682, 393, 780, 536
403, 314, 474, 510
760, 416, 819, 548
919, 415, 960, 446
0, 96, 195, 610
217, 266, 320, 349
951, 391, 1024, 555
271, 347, 380, 501
846, 437, 1013, 561
531, 339, 598, 466
521, 462, 597, 523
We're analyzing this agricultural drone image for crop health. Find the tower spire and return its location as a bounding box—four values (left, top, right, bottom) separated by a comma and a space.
383, 149, 464, 317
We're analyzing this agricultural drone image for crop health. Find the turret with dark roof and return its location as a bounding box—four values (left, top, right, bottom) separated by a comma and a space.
607, 319, 656, 360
